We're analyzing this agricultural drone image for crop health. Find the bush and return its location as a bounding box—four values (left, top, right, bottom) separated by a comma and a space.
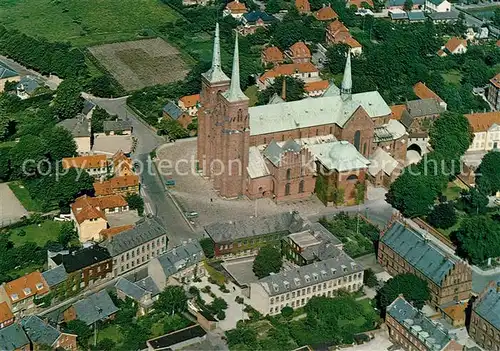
427, 203, 457, 229
235, 296, 244, 304
281, 306, 294, 318
363, 268, 378, 288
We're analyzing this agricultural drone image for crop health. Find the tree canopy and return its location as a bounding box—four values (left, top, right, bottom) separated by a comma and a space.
253, 244, 282, 278
453, 216, 500, 265
154, 286, 188, 314
427, 203, 457, 229
376, 273, 430, 314
475, 151, 500, 196
257, 76, 306, 105
52, 79, 84, 120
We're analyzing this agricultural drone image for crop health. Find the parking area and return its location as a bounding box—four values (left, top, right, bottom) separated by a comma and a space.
0, 183, 29, 227
221, 257, 259, 286
106, 210, 141, 227
340, 331, 393, 351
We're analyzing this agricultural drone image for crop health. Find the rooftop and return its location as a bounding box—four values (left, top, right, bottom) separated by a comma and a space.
0, 62, 19, 79
259, 62, 318, 84
465, 111, 500, 133
93, 174, 140, 196
51, 245, 111, 273
99, 224, 135, 239
163, 101, 184, 120
92, 134, 133, 156
444, 37, 467, 53
57, 116, 90, 138
428, 10, 458, 20
386, 0, 424, 6
390, 104, 406, 120
41, 265, 68, 288
408, 10, 426, 21
373, 119, 407, 143
289, 42, 311, 59
72, 290, 119, 325
368, 147, 400, 176
62, 154, 108, 170
263, 139, 301, 167
147, 325, 205, 350
20, 316, 62, 348
242, 11, 277, 24
115, 277, 157, 302
288, 222, 343, 262
474, 281, 500, 330
3, 272, 49, 303
0, 302, 13, 324
413, 82, 444, 104
71, 194, 128, 224
314, 5, 338, 20
155, 241, 204, 278
0, 324, 30, 351
103, 120, 132, 133
304, 80, 329, 92
262, 46, 284, 62
490, 73, 500, 89
307, 140, 370, 172
179, 94, 200, 109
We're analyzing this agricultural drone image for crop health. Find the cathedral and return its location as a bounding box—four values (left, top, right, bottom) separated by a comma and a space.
197, 24, 408, 205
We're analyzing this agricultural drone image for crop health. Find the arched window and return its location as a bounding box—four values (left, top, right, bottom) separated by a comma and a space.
237, 109, 243, 122
285, 183, 291, 196
347, 174, 358, 183
299, 180, 304, 193
286, 169, 291, 180
363, 143, 367, 156
354, 130, 361, 151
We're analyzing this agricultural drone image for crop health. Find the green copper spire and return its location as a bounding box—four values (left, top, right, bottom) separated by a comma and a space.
203, 23, 229, 83
341, 49, 352, 101
223, 33, 248, 102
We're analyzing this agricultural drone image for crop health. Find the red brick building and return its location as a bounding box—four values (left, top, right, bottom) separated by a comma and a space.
286, 42, 312, 64
469, 281, 500, 350
261, 46, 285, 66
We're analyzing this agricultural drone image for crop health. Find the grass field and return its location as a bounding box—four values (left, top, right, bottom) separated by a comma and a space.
8, 181, 44, 212
441, 70, 462, 85
97, 325, 123, 344
0, 0, 179, 47
9, 220, 63, 247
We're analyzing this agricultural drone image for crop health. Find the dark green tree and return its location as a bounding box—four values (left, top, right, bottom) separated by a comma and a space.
326, 43, 350, 75
65, 320, 92, 347
403, 0, 413, 11
253, 244, 282, 278
9, 136, 47, 178
91, 338, 115, 351
281, 306, 294, 318
266, 0, 281, 14
493, 7, 500, 27
376, 273, 430, 314
429, 111, 472, 160
52, 79, 84, 120
90, 107, 115, 134
85, 75, 122, 98
427, 203, 457, 229
199, 238, 215, 258
225, 326, 258, 349
158, 119, 188, 140
460, 188, 488, 215
58, 222, 77, 248
41, 126, 77, 161
363, 268, 378, 288
475, 151, 500, 196
125, 193, 144, 216
453, 216, 500, 264
155, 286, 188, 314
257, 76, 306, 105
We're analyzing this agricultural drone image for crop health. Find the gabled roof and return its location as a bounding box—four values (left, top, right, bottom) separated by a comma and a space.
444, 37, 467, 53
72, 290, 119, 325
327, 20, 349, 35
100, 224, 135, 239
295, 0, 310, 12
242, 11, 277, 24
386, 0, 424, 6
408, 10, 426, 20
428, 0, 445, 6
16, 76, 40, 94
0, 62, 19, 79
42, 265, 68, 288
3, 272, 49, 303
0, 302, 13, 324
162, 101, 184, 120
71, 195, 128, 224
57, 116, 91, 138
82, 100, 96, 116
0, 324, 30, 351
465, 111, 500, 133
428, 11, 458, 21
304, 80, 329, 92
51, 245, 111, 273
474, 281, 500, 330
308, 140, 370, 172
314, 5, 338, 20
155, 241, 204, 279
404, 98, 443, 120
262, 46, 284, 63
20, 316, 63, 348
226, 0, 247, 12
263, 139, 301, 167
93, 174, 140, 196
390, 104, 406, 120
62, 155, 108, 170
289, 42, 311, 59
490, 72, 500, 89
179, 94, 200, 108
259, 62, 318, 84
413, 82, 444, 104
103, 120, 132, 133
368, 147, 399, 176
115, 277, 152, 301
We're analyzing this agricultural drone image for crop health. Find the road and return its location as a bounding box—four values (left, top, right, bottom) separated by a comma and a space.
0, 55, 61, 90
453, 4, 500, 36
87, 96, 199, 247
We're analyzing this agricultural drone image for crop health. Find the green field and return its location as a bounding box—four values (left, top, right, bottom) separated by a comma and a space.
9, 220, 63, 247
8, 181, 44, 212
441, 69, 462, 85
0, 0, 180, 47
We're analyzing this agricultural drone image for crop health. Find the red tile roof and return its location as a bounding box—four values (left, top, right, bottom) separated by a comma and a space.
295, 0, 311, 12
4, 272, 49, 303
289, 42, 311, 59
413, 82, 444, 104
179, 94, 200, 108
259, 63, 318, 84
465, 111, 500, 133
100, 224, 135, 239
262, 46, 284, 63
71, 194, 128, 224
226, 0, 247, 13
444, 37, 467, 53
62, 155, 108, 170
314, 5, 338, 20
390, 104, 406, 120
93, 175, 140, 196
304, 80, 329, 92
0, 302, 13, 324
490, 73, 500, 89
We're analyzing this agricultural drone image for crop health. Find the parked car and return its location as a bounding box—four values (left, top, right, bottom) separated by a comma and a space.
185, 211, 199, 218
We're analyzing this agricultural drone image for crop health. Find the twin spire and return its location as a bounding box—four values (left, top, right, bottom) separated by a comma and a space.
341, 49, 352, 101
203, 23, 229, 83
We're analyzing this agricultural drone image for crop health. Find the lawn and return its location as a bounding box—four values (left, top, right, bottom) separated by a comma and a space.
437, 213, 464, 238
443, 183, 463, 201
97, 324, 123, 344
0, 141, 17, 149
245, 85, 259, 107
441, 70, 462, 85
8, 181, 44, 212
8, 220, 63, 247
0, 0, 179, 47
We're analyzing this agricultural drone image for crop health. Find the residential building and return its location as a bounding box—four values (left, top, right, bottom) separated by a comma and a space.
282, 222, 343, 265
61, 155, 109, 179
115, 276, 160, 316
41, 264, 68, 294
178, 94, 201, 116
401, 98, 444, 138
465, 112, 500, 152
427, 10, 458, 23
378, 221, 472, 308
413, 82, 447, 109
347, 0, 374, 8
314, 4, 338, 21
488, 73, 500, 110
99, 224, 135, 240
0, 324, 30, 351
146, 325, 207, 351
367, 147, 402, 188
223, 0, 247, 18
47, 245, 112, 297
0, 302, 14, 329
258, 62, 320, 89
386, 0, 424, 10
438, 37, 467, 57
469, 281, 500, 350
326, 20, 362, 55
408, 10, 426, 22
103, 120, 132, 135
0, 62, 20, 93
304, 80, 329, 97
57, 116, 91, 155
112, 150, 134, 177
261, 46, 285, 66
70, 194, 129, 242
386, 296, 463, 351
148, 241, 205, 291
93, 174, 140, 197
205, 211, 307, 258
286, 42, 312, 64
21, 315, 77, 350
425, 0, 451, 12
101, 216, 168, 277
63, 290, 118, 326
295, 0, 311, 13
249, 254, 364, 315
0, 272, 49, 317
162, 101, 193, 129
389, 9, 408, 21
15, 76, 41, 99
239, 11, 277, 35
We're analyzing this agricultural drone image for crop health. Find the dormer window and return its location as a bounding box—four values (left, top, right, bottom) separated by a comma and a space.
313, 273, 318, 281
35, 283, 44, 290
284, 281, 290, 289
331, 268, 337, 274
23, 288, 31, 296
321, 270, 327, 278
273, 283, 279, 292
341, 265, 347, 273
304, 275, 310, 283
11, 294, 18, 301
294, 277, 301, 286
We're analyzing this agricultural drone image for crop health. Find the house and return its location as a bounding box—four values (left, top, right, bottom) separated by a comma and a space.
178, 94, 201, 117
112, 150, 134, 177
465, 111, 500, 152
62, 154, 109, 179
47, 245, 112, 298
21, 315, 77, 350
408, 10, 426, 22
390, 104, 406, 121
162, 101, 193, 129
41, 264, 68, 294
57, 116, 91, 155
63, 290, 118, 326
427, 10, 458, 23
261, 46, 285, 66
401, 98, 443, 138
295, 0, 311, 13
115, 276, 160, 316
347, 0, 373, 8
0, 62, 20, 93
249, 254, 364, 315
413, 82, 447, 109
0, 302, 14, 329
0, 272, 49, 317
367, 147, 401, 188
240, 11, 277, 35
81, 100, 96, 119
204, 211, 307, 258
93, 174, 140, 197
103, 120, 132, 135
438, 37, 467, 56
146, 325, 207, 351
15, 76, 41, 99
70, 194, 129, 242
0, 324, 30, 351
101, 216, 168, 277
258, 63, 319, 89
425, 0, 451, 12
223, 0, 247, 18
487, 72, 500, 110
389, 9, 408, 21
304, 80, 329, 97
282, 222, 343, 266
386, 0, 424, 10
286, 42, 312, 64
469, 281, 500, 350
148, 241, 205, 291
378, 221, 472, 308
386, 296, 463, 351
325, 20, 362, 55
314, 4, 338, 21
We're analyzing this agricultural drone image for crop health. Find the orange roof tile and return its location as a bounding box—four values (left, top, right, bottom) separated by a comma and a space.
413, 82, 444, 103
345, 36, 362, 48
71, 194, 128, 224
295, 0, 310, 12
262, 46, 284, 63
490, 73, 500, 89
465, 111, 500, 133
445, 37, 467, 53
93, 175, 140, 196
112, 151, 133, 176
4, 272, 49, 303
496, 39, 500, 47
100, 224, 134, 239
0, 302, 13, 323
226, 0, 247, 12
441, 302, 467, 321
390, 104, 406, 120
289, 42, 311, 59
179, 94, 200, 108
259, 63, 318, 83
328, 20, 349, 35
314, 5, 338, 21
348, 0, 373, 7
62, 155, 108, 170
304, 80, 329, 92
437, 49, 446, 57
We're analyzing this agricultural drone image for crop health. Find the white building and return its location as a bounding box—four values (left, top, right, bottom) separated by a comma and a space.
466, 112, 500, 152
425, 0, 451, 12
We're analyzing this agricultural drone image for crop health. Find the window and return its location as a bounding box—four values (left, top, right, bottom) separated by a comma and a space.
298, 180, 304, 193
363, 143, 367, 155
285, 183, 291, 196
354, 130, 361, 151
286, 168, 291, 180
237, 109, 243, 122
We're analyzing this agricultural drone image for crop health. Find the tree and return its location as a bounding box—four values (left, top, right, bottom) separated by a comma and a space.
85, 75, 122, 98
493, 7, 500, 27
41, 126, 77, 161
90, 107, 116, 134
253, 244, 282, 278
155, 286, 188, 314
257, 76, 306, 105
58, 222, 77, 248
460, 188, 488, 215
376, 273, 430, 314
91, 338, 115, 351
125, 193, 144, 216
429, 112, 472, 160
281, 306, 294, 318
199, 238, 215, 258
326, 44, 350, 75
403, 0, 413, 11
65, 320, 92, 347
158, 119, 188, 140
52, 79, 84, 120
225, 326, 258, 349
475, 151, 500, 196
363, 268, 378, 288
453, 216, 500, 264
266, 0, 281, 14
427, 203, 457, 229
9, 136, 47, 179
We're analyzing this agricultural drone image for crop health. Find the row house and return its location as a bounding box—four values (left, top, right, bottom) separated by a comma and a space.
115, 276, 160, 316
257, 62, 319, 89
0, 272, 49, 317
63, 290, 118, 326
469, 281, 500, 351
465, 111, 500, 152
93, 174, 140, 197
326, 20, 362, 55
62, 154, 109, 179
21, 316, 77, 350
102, 120, 132, 136
285, 42, 311, 64
488, 72, 500, 110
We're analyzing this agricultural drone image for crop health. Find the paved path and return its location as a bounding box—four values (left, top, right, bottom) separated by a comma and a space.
0, 183, 29, 227
0, 55, 61, 90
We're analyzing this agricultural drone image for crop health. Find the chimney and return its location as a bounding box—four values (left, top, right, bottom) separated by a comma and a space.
281, 77, 287, 101
497, 282, 500, 293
